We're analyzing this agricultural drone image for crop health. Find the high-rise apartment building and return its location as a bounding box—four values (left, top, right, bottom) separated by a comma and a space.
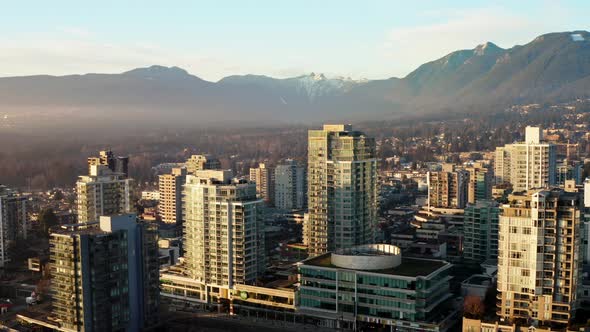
306, 124, 378, 257
583, 178, 590, 265
183, 170, 266, 287
274, 159, 306, 210
158, 167, 187, 224
76, 164, 133, 223
249, 163, 275, 205
427, 163, 469, 209
465, 162, 492, 204
87, 149, 129, 178
185, 154, 221, 174
49, 214, 159, 331
463, 200, 500, 264
497, 189, 582, 327
0, 185, 27, 268
494, 126, 556, 191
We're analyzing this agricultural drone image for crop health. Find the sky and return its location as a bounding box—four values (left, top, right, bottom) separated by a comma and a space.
1, 1, 588, 81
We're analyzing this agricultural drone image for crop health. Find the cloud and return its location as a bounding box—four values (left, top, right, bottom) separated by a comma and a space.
380, 7, 566, 78
58, 26, 92, 38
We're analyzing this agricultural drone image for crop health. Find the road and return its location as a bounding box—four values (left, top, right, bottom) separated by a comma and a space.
164, 312, 332, 332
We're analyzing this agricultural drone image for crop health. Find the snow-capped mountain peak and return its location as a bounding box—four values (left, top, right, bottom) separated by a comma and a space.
309, 72, 327, 81
291, 73, 367, 101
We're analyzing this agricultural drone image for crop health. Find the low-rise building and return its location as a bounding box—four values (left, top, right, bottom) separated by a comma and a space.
298, 244, 458, 331
160, 265, 298, 319
141, 190, 161, 201
460, 274, 494, 300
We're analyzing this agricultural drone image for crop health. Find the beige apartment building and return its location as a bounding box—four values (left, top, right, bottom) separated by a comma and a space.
465, 162, 492, 204
183, 170, 266, 287
185, 154, 221, 174
497, 189, 581, 328
249, 163, 274, 205
76, 164, 133, 223
158, 167, 187, 224
427, 163, 469, 209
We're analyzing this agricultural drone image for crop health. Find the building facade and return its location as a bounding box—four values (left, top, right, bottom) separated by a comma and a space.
183, 170, 266, 287
87, 149, 129, 178
274, 159, 306, 210
158, 167, 187, 224
306, 124, 378, 257
465, 162, 492, 204
427, 163, 469, 209
249, 163, 275, 205
0, 185, 27, 268
494, 126, 556, 191
49, 214, 159, 331
298, 244, 457, 331
76, 164, 133, 223
141, 190, 160, 201
497, 189, 582, 327
185, 154, 221, 175
463, 200, 500, 264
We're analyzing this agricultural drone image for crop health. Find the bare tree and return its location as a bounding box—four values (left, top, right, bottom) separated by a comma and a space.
464, 295, 485, 319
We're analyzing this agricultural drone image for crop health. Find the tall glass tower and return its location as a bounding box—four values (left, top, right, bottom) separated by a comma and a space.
306, 124, 378, 257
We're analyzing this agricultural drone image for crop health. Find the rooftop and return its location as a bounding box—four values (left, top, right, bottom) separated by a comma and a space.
461, 274, 492, 286
302, 254, 448, 277
50, 221, 109, 236
264, 278, 298, 290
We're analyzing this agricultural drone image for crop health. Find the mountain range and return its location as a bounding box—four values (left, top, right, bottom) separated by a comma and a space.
1, 30, 589, 128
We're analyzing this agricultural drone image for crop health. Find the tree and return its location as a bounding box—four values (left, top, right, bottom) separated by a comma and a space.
464, 295, 485, 319
52, 190, 64, 201
38, 208, 58, 238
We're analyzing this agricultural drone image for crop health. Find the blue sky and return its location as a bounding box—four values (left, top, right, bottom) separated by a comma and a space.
1, 0, 588, 81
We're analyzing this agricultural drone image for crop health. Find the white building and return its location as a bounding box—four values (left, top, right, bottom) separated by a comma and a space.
183, 170, 266, 287
141, 191, 161, 201
76, 164, 133, 223
494, 126, 556, 191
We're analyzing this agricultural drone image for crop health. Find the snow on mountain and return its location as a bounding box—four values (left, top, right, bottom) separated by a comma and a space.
219, 72, 368, 101
287, 72, 368, 101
